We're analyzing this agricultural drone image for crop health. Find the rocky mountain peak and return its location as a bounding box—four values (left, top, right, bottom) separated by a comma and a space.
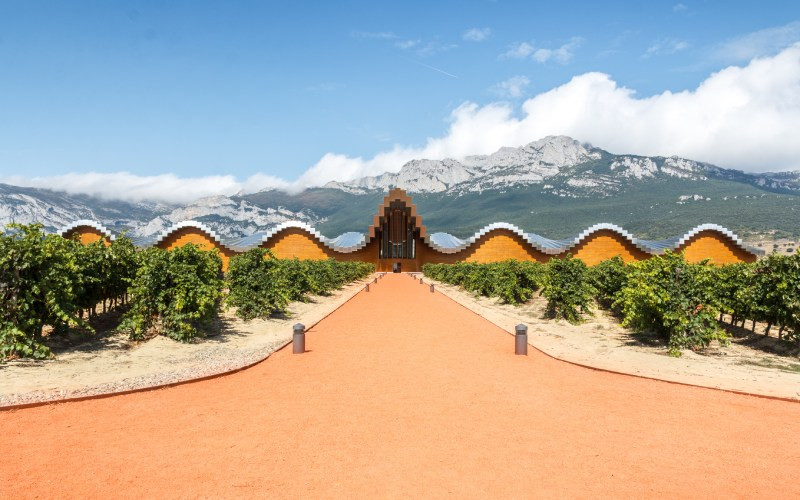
326, 136, 609, 195
321, 135, 800, 198
2, 136, 799, 240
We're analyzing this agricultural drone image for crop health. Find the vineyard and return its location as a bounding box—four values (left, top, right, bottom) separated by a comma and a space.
225, 248, 375, 321
0, 224, 374, 361
3, 220, 798, 362
423, 250, 800, 356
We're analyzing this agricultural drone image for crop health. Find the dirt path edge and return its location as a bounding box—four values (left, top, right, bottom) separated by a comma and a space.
424, 276, 800, 403
0, 277, 372, 411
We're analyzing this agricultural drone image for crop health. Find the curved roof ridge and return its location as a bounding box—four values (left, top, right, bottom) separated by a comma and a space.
667, 223, 762, 255
259, 220, 369, 253
424, 222, 651, 256
56, 217, 762, 259
57, 220, 116, 241
152, 220, 230, 250
419, 222, 763, 257
558, 223, 654, 254
424, 222, 563, 254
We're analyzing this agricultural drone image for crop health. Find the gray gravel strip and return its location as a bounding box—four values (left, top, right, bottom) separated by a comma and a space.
0, 337, 292, 408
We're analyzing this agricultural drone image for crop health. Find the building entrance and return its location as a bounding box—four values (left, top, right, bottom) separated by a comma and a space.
377, 199, 417, 268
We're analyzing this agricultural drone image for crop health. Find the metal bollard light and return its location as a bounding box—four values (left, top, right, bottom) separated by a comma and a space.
515, 324, 528, 355
293, 323, 305, 354
374, 277, 378, 283
419, 277, 423, 284
429, 283, 435, 293
365, 283, 370, 292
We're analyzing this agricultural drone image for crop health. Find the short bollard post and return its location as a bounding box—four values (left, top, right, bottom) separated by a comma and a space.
293, 323, 305, 354
374, 277, 377, 283
365, 283, 370, 292
515, 324, 528, 355
429, 283, 435, 293
419, 277, 423, 284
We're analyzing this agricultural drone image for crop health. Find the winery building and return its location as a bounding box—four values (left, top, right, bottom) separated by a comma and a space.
58, 188, 762, 271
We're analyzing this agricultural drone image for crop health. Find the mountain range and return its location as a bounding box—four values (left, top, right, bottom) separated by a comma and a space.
2, 136, 799, 240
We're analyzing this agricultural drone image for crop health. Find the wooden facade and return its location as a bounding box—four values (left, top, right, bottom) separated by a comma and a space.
63, 226, 111, 246
155, 226, 237, 272
59, 189, 760, 268
569, 229, 651, 266
676, 231, 758, 265
58, 220, 114, 247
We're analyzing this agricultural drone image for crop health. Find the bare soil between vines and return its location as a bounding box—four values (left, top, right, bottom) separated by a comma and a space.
428, 278, 800, 400
0, 279, 368, 407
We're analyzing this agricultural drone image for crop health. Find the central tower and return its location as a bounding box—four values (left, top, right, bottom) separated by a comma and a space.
377, 198, 417, 260
368, 188, 426, 271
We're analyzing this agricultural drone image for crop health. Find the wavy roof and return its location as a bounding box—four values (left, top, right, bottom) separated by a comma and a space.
56, 218, 763, 257
54, 186, 761, 258
423, 222, 762, 256
152, 220, 226, 247
225, 221, 369, 254
57, 219, 116, 241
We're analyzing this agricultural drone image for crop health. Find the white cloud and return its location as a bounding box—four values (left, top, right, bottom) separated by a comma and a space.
643, 38, 690, 57
489, 76, 531, 98
503, 37, 583, 64
0, 172, 289, 204
533, 37, 583, 63
7, 43, 800, 202
502, 41, 535, 59
673, 3, 688, 12
395, 39, 420, 49
356, 31, 457, 56
294, 43, 800, 186
463, 28, 491, 42
713, 21, 800, 62
416, 41, 458, 56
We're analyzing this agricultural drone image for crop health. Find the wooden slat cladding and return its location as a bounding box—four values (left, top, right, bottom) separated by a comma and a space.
378, 200, 417, 260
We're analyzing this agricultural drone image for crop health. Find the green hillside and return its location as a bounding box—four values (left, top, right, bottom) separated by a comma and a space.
242, 179, 800, 240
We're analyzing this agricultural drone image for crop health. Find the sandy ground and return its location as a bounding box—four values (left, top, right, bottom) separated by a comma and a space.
746, 237, 799, 255
0, 278, 370, 407
422, 275, 800, 400
1, 273, 798, 498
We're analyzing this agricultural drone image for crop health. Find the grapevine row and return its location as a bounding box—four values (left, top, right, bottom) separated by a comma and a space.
1, 224, 137, 359
424, 250, 800, 356
1, 224, 374, 360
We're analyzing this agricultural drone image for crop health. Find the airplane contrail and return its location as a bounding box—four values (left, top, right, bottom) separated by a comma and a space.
403, 57, 459, 79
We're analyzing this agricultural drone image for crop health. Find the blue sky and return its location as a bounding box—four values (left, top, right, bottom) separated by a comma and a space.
1, 1, 799, 202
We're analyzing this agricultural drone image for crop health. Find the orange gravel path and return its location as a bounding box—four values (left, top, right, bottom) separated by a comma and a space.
2, 274, 799, 498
